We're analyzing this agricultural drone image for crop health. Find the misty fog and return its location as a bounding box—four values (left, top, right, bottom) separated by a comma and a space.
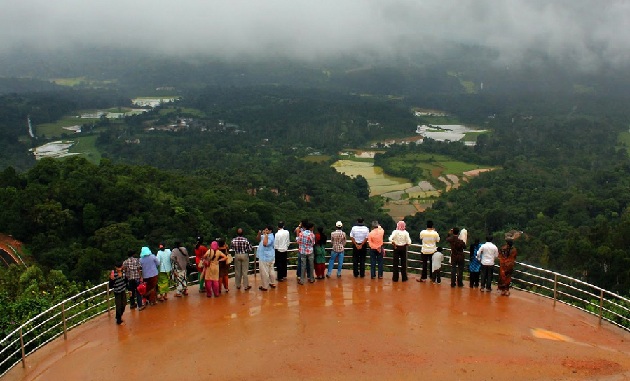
1, 0, 628, 70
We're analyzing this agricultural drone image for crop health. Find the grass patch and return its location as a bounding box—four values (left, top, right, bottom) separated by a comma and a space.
379, 152, 488, 182
462, 130, 488, 141
440, 160, 484, 174
36, 117, 98, 139
69, 135, 101, 164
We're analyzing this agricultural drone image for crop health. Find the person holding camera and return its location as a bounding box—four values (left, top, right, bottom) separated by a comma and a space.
256, 225, 276, 291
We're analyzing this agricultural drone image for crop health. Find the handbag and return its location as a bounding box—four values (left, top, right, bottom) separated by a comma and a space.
136, 281, 147, 296
226, 253, 233, 265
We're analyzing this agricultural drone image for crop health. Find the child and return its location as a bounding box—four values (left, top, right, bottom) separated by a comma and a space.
109, 263, 128, 325
314, 226, 327, 279
469, 238, 481, 288
431, 247, 444, 284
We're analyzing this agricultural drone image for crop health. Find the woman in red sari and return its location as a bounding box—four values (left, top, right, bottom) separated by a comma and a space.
498, 235, 518, 296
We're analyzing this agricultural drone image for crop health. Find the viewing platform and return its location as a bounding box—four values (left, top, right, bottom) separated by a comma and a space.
3, 269, 630, 381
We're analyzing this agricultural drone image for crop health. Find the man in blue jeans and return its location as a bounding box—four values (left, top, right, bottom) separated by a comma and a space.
367, 221, 385, 279
327, 221, 346, 278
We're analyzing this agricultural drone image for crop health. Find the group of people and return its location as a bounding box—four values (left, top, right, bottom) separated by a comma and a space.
108, 242, 190, 325
109, 218, 518, 325
417, 220, 518, 296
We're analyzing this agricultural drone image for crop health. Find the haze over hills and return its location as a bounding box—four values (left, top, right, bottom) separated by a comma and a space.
2, 1, 629, 68
0, 0, 629, 98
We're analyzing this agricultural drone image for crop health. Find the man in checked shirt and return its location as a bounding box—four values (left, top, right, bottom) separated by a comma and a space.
122, 249, 144, 310
231, 228, 253, 291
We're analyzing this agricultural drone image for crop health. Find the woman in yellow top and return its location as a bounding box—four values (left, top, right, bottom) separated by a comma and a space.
201, 241, 227, 298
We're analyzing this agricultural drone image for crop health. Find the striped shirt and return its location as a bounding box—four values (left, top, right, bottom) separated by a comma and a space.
109, 273, 127, 294
420, 229, 440, 254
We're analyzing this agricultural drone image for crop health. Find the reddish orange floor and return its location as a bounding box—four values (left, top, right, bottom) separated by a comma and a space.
5, 274, 630, 381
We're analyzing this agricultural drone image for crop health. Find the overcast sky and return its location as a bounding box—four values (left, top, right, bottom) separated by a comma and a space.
1, 0, 628, 70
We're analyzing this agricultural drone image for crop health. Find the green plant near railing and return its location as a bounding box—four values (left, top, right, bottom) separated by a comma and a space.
585, 298, 630, 329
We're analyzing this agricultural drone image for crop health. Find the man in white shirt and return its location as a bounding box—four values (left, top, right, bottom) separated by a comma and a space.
350, 217, 370, 278
274, 221, 291, 282
418, 220, 440, 282
477, 235, 499, 292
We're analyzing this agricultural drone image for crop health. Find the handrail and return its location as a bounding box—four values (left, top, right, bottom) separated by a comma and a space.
1, 242, 629, 378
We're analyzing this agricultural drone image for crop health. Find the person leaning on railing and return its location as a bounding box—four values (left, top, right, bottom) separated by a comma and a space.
418, 220, 440, 282
367, 221, 385, 279
327, 221, 346, 278
389, 221, 412, 282
498, 234, 518, 296
171, 242, 189, 297
350, 218, 369, 278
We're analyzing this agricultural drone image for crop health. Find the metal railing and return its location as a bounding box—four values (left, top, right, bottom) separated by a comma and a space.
2, 242, 629, 378
0, 282, 111, 377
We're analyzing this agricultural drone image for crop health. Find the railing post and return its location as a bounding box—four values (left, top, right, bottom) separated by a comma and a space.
19, 327, 26, 368
599, 289, 604, 325
253, 248, 258, 280
106, 282, 111, 318
553, 273, 557, 307
61, 302, 68, 340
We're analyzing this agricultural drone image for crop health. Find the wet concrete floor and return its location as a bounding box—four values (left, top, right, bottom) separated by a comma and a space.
5, 274, 630, 381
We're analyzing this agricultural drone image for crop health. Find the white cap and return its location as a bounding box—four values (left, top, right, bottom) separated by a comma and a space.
335, 221, 343, 228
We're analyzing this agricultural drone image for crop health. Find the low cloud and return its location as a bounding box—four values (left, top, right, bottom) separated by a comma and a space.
1, 0, 628, 70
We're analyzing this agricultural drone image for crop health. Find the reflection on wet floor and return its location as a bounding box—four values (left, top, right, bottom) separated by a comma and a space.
5, 274, 630, 381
